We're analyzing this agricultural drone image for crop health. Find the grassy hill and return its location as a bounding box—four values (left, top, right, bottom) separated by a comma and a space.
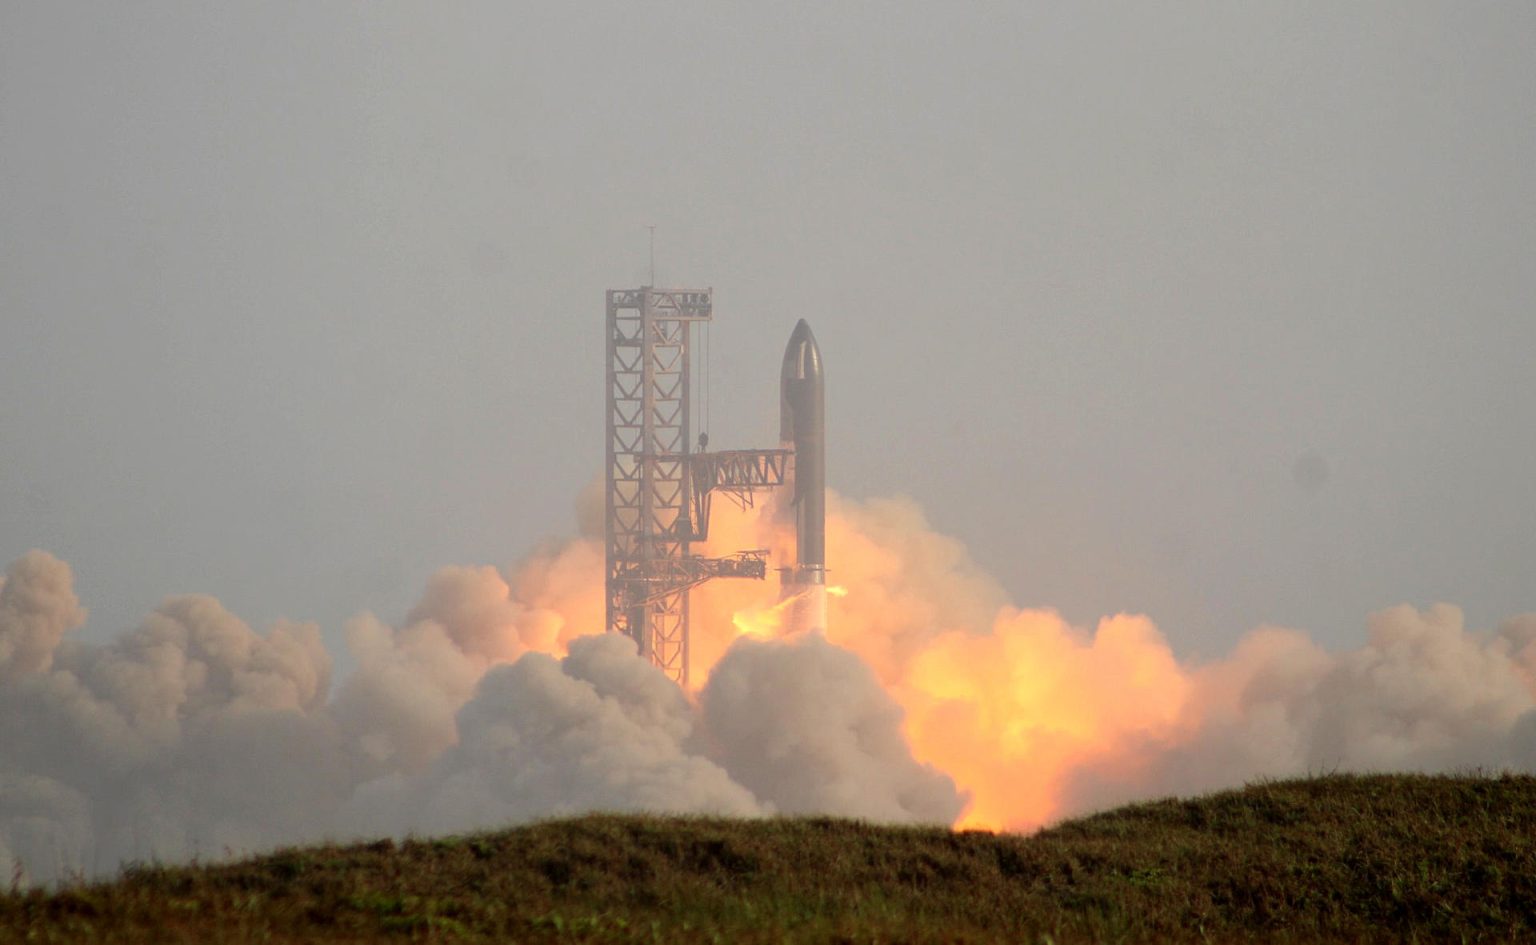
3, 773, 1535, 943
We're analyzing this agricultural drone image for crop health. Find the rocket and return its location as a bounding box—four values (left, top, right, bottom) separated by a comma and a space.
780, 318, 826, 630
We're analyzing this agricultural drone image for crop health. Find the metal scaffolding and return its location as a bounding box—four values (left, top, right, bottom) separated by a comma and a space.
604, 287, 785, 685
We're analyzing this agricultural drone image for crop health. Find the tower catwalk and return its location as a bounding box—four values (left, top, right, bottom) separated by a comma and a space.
603, 287, 787, 685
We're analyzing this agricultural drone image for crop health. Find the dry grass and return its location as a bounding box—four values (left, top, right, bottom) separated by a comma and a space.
3, 772, 1534, 943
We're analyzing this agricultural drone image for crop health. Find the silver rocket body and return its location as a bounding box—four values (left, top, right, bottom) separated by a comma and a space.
780, 319, 827, 631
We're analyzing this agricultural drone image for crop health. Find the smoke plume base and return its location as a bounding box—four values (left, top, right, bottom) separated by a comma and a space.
2, 491, 1534, 883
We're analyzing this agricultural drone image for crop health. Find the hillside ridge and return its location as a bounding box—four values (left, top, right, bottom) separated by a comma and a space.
4, 772, 1534, 943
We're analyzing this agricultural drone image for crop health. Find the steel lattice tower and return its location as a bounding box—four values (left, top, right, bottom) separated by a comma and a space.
605, 287, 787, 685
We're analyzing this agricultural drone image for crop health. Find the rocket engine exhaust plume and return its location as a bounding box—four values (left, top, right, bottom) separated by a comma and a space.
3, 492, 1536, 883
690, 495, 1536, 832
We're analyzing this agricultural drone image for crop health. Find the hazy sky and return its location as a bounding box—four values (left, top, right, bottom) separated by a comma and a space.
2, 2, 1533, 658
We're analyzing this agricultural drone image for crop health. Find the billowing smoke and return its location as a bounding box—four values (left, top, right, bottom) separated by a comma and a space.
0, 552, 347, 881
0, 550, 88, 682
2, 491, 1534, 884
1062, 605, 1536, 816
689, 494, 1536, 830
344, 635, 764, 838
700, 633, 964, 823
0, 542, 956, 885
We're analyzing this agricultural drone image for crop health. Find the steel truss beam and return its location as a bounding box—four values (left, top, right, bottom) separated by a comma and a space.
604, 287, 784, 686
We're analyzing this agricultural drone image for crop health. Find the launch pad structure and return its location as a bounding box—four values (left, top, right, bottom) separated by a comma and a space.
603, 287, 792, 685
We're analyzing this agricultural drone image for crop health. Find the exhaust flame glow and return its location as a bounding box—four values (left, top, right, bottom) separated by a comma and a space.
731, 593, 802, 639
690, 492, 1536, 831
5, 487, 1536, 884
692, 495, 1199, 828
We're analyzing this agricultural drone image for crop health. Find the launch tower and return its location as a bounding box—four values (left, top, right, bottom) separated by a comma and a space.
604, 287, 789, 685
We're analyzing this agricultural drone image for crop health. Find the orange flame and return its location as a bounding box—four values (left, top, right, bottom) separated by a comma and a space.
678, 493, 1198, 830
505, 488, 1203, 831
731, 593, 803, 639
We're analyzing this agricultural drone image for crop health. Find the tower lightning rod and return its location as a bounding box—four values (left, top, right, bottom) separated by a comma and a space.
647, 226, 656, 285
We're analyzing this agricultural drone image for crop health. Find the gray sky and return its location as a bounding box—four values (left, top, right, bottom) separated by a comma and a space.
2, 2, 1533, 658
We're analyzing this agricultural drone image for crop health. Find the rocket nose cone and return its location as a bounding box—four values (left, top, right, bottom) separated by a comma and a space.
781, 319, 822, 382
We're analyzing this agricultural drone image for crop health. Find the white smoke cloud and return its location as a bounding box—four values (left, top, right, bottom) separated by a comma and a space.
3, 506, 1535, 887
0, 551, 87, 682
0, 562, 344, 881
0, 548, 963, 884
348, 634, 764, 838
332, 613, 482, 773
700, 631, 965, 823
346, 628, 968, 838
1062, 604, 1536, 815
